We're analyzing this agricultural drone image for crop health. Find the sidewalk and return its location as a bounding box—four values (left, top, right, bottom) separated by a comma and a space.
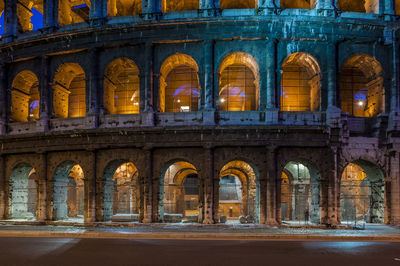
0, 223, 399, 241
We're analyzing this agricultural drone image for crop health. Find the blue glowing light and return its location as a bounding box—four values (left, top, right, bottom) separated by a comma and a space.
0, 12, 4, 36
30, 100, 39, 110
31, 8, 43, 31
354, 93, 367, 101
173, 85, 199, 97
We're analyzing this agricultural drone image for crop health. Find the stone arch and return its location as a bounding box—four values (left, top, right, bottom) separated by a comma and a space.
11, 70, 40, 122
162, 0, 199, 12
280, 0, 316, 9
218, 52, 260, 111
101, 160, 140, 222
58, 0, 91, 26
108, 0, 141, 16
158, 159, 200, 223
340, 54, 384, 117
217, 160, 259, 224
337, 0, 379, 13
8, 163, 38, 220
340, 159, 385, 224
52, 63, 86, 118
280, 52, 321, 112
17, 0, 43, 33
104, 57, 140, 115
220, 0, 257, 9
159, 53, 201, 113
279, 159, 321, 224
52, 161, 85, 222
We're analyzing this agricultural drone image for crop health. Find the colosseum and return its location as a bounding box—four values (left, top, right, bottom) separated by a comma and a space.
0, 0, 399, 228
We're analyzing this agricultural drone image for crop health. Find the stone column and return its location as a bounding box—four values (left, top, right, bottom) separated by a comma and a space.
84, 151, 97, 223
258, 0, 275, 8
89, 0, 106, 26
142, 0, 161, 19
142, 149, 153, 223
0, 156, 5, 219
390, 151, 400, 224
383, 0, 395, 15
266, 40, 276, 109
43, 0, 58, 32
315, 0, 334, 10
0, 63, 7, 136
200, 0, 218, 9
141, 42, 155, 126
327, 41, 337, 108
37, 57, 50, 132
36, 153, 47, 222
327, 148, 338, 226
203, 148, 214, 224
202, 40, 214, 110
86, 48, 100, 128
266, 146, 278, 225
3, 0, 17, 43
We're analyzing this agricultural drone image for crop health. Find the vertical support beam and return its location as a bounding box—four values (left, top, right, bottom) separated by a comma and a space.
143, 0, 161, 18
200, 0, 218, 9
89, 0, 106, 26
87, 48, 100, 128
36, 153, 47, 222
315, 0, 335, 10
327, 41, 337, 108
266, 40, 276, 109
391, 32, 399, 112
327, 148, 338, 226
0, 156, 5, 219
43, 0, 58, 32
266, 146, 278, 225
143, 42, 154, 112
384, 0, 395, 15
258, 0, 275, 8
85, 151, 97, 223
203, 147, 214, 224
143, 149, 153, 223
3, 0, 17, 43
203, 40, 214, 111
0, 63, 7, 136
390, 151, 400, 224
37, 56, 50, 132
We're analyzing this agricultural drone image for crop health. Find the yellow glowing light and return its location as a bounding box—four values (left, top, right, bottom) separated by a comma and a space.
220, 98, 225, 103
358, 101, 364, 106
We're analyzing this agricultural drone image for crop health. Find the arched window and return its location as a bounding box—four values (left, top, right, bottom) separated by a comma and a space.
280, 0, 316, 9
104, 58, 140, 115
218, 52, 259, 111
159, 54, 201, 113
58, 0, 91, 26
220, 0, 256, 9
337, 0, 379, 13
280, 52, 321, 112
17, 0, 43, 33
53, 63, 86, 118
340, 54, 384, 117
11, 70, 40, 122
162, 0, 199, 12
108, 0, 141, 16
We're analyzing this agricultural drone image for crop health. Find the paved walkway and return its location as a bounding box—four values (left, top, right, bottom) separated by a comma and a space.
0, 223, 399, 241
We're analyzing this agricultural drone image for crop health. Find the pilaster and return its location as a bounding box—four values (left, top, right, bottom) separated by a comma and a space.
142, 149, 153, 223
43, 0, 58, 33
3, 0, 17, 43
266, 146, 278, 225
84, 150, 97, 223
266, 40, 276, 109
0, 156, 5, 219
203, 147, 214, 224
37, 56, 50, 132
36, 153, 47, 222
0, 63, 7, 136
89, 0, 106, 26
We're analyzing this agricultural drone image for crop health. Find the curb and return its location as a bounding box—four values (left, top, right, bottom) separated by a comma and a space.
0, 230, 400, 242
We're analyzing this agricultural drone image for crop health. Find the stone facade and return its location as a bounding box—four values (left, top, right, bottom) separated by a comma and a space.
0, 0, 399, 226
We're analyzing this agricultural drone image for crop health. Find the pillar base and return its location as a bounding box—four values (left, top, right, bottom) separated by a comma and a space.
0, 120, 6, 136
265, 218, 278, 226
141, 112, 155, 127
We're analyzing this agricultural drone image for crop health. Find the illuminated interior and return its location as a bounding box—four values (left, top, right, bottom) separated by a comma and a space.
280, 0, 316, 9
108, 0, 142, 16
11, 70, 40, 122
104, 58, 140, 115
17, 0, 43, 33
397, 0, 400, 15
340, 54, 384, 117
53, 63, 86, 118
220, 0, 257, 9
53, 162, 84, 221
340, 162, 384, 224
160, 54, 200, 113
280, 161, 320, 224
218, 52, 259, 111
9, 164, 38, 220
281, 52, 321, 112
162, 161, 199, 222
162, 0, 199, 12
218, 161, 258, 223
58, 0, 91, 26
0, 0, 3, 38
337, 0, 379, 13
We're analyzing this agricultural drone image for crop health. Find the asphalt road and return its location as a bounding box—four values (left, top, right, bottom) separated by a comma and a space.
0, 237, 399, 266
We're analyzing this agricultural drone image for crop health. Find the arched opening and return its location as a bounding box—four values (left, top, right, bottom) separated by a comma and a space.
17, 0, 43, 33
337, 0, 379, 13
52, 162, 84, 222
340, 161, 385, 225
220, 0, 257, 9
280, 160, 321, 225
9, 163, 38, 220
58, 0, 91, 26
218, 52, 259, 111
340, 54, 384, 117
53, 63, 86, 118
102, 161, 140, 222
0, 1, 4, 38
159, 54, 201, 113
11, 70, 40, 122
281, 52, 321, 112
162, 0, 199, 12
159, 161, 200, 223
108, 0, 142, 16
218, 160, 259, 224
280, 0, 316, 9
104, 58, 140, 115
